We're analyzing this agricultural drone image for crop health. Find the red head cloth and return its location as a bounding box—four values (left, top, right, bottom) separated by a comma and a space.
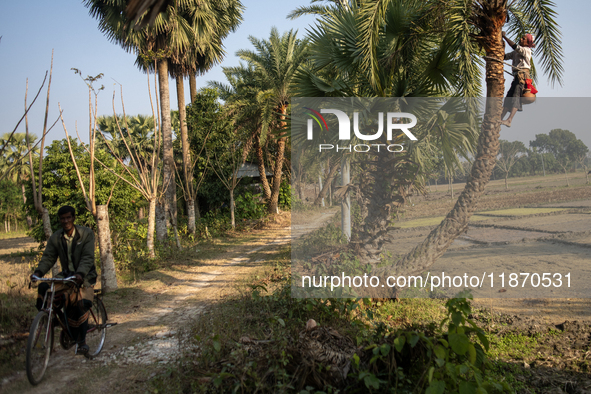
524, 33, 536, 48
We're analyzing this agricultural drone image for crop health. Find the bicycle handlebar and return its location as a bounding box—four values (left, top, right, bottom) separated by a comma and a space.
31, 275, 78, 285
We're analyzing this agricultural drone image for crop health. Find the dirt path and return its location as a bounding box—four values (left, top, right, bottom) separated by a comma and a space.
1, 211, 336, 394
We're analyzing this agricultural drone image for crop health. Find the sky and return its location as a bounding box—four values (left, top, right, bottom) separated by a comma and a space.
1, 1, 590, 151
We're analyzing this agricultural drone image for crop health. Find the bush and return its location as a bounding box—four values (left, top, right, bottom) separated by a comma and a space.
279, 181, 291, 210
235, 191, 266, 220
110, 219, 156, 273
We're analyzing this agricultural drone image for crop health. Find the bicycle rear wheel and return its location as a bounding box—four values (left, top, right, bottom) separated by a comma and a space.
85, 296, 107, 359
26, 311, 53, 385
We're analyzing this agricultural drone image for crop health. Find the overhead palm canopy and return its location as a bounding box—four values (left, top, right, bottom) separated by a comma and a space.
125, 0, 172, 28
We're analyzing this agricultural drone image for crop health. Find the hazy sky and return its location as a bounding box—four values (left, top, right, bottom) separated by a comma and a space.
1, 1, 589, 149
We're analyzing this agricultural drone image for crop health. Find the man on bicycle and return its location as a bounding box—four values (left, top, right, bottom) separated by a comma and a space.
31, 205, 97, 355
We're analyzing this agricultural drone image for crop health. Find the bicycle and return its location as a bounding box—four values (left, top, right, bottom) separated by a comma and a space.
26, 275, 117, 385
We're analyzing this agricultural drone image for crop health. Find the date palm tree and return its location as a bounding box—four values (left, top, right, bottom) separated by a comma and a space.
210, 64, 274, 202
293, 0, 479, 263
293, 0, 563, 280
377, 0, 562, 278
235, 28, 309, 213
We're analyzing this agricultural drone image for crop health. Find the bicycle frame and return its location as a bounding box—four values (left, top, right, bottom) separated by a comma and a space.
32, 275, 78, 349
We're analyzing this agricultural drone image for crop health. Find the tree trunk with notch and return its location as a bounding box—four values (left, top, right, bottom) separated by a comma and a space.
147, 198, 156, 258
96, 205, 118, 292
375, 13, 506, 280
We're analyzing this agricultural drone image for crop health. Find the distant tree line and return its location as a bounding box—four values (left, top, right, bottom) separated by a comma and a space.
429, 129, 589, 188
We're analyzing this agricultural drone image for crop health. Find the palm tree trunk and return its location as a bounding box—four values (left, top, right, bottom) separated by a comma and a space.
255, 133, 272, 201
374, 20, 506, 279
268, 105, 288, 214
176, 76, 195, 233
158, 60, 176, 231
268, 136, 285, 214
189, 74, 197, 104
96, 205, 118, 292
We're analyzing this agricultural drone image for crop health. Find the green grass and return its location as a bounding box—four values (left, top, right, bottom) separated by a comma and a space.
487, 332, 539, 361
479, 207, 567, 216
394, 206, 569, 229
395, 214, 490, 229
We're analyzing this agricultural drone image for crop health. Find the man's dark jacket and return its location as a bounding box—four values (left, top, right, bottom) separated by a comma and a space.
35, 225, 97, 285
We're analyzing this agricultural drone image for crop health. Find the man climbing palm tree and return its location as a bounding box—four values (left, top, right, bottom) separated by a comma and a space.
501, 31, 536, 127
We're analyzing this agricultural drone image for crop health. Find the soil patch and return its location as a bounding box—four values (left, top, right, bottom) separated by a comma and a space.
491, 213, 591, 233
0, 237, 38, 256
462, 227, 551, 243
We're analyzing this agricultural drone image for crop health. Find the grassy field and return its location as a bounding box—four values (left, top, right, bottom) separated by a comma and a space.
0, 230, 29, 241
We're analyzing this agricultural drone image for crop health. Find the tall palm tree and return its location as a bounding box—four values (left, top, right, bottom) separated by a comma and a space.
294, 0, 563, 279
374, 0, 562, 278
85, 0, 244, 236
236, 28, 309, 213
168, 0, 243, 233
211, 64, 273, 202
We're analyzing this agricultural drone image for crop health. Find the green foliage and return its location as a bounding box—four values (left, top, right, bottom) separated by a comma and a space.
96, 114, 156, 162
25, 138, 142, 241
0, 180, 23, 226
234, 190, 266, 220
531, 129, 589, 172
186, 88, 236, 212
110, 220, 156, 273
278, 180, 291, 210
295, 223, 348, 261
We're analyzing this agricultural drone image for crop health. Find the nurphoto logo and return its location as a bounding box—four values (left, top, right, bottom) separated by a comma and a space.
304, 107, 418, 153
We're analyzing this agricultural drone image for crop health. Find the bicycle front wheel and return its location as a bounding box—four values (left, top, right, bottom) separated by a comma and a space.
26, 311, 53, 385
85, 296, 107, 359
